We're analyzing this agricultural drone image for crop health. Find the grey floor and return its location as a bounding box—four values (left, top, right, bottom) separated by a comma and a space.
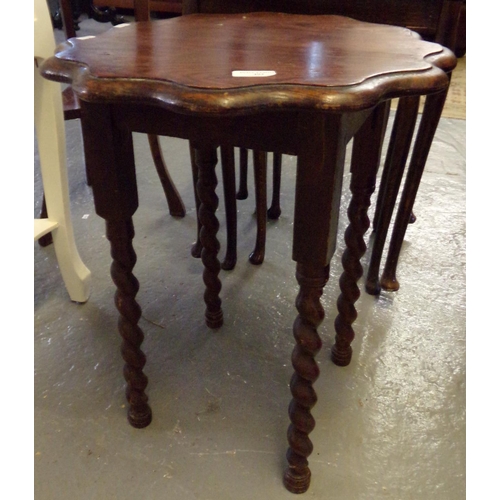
34, 17, 466, 500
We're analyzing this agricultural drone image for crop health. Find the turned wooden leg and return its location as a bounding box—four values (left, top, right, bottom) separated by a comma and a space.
249, 150, 267, 265
80, 101, 153, 425
189, 143, 203, 259
332, 102, 389, 366
366, 96, 420, 295
220, 145, 238, 270
381, 87, 449, 292
106, 219, 152, 428
236, 148, 249, 200
267, 152, 282, 220
284, 263, 329, 494
147, 134, 186, 217
331, 181, 370, 366
195, 145, 223, 329
287, 110, 373, 493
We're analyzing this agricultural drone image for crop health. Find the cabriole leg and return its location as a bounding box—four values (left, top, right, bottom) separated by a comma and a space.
366, 96, 419, 295
380, 87, 449, 291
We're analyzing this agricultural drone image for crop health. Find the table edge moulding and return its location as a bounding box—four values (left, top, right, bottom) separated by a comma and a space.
43, 14, 455, 115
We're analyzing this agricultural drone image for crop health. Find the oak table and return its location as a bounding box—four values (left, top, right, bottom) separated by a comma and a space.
41, 13, 456, 493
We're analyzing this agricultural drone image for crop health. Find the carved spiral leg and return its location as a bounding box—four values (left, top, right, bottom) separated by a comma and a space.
236, 148, 249, 200
106, 219, 152, 429
284, 263, 329, 494
267, 152, 282, 220
331, 187, 372, 366
332, 103, 388, 366
195, 146, 223, 329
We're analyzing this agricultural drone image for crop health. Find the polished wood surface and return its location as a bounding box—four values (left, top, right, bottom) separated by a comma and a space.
180, 0, 463, 276
40, 13, 456, 493
45, 13, 454, 114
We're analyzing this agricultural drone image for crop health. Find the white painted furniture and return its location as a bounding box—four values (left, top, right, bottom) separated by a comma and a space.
34, 0, 90, 302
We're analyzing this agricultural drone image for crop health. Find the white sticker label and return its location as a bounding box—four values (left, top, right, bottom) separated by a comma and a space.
232, 70, 276, 77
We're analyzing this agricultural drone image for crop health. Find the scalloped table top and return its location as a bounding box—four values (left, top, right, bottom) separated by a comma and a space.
42, 13, 456, 114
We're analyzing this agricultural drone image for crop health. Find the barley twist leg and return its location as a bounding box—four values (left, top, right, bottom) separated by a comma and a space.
106, 219, 152, 428
195, 146, 223, 329
331, 103, 388, 366
331, 183, 372, 367
284, 264, 329, 494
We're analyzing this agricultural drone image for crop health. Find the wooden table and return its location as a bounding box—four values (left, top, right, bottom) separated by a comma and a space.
41, 13, 455, 493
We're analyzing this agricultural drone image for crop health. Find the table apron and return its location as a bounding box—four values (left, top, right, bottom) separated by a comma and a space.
113, 103, 345, 156
81, 100, 374, 266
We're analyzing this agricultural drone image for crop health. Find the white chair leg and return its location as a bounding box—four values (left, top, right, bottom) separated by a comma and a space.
34, 61, 91, 303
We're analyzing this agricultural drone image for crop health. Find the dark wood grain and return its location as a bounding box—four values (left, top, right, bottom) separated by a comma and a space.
285, 263, 329, 493
249, 150, 267, 265
331, 102, 390, 366
236, 148, 249, 199
380, 87, 450, 292
194, 145, 224, 328
267, 153, 282, 220
220, 145, 237, 270
40, 13, 457, 493
181, 0, 463, 286
366, 96, 420, 295
43, 14, 454, 115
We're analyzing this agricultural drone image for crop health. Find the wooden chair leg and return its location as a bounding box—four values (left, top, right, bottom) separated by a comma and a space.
147, 134, 186, 217
366, 96, 420, 295
267, 152, 282, 220
236, 147, 249, 200
380, 86, 449, 292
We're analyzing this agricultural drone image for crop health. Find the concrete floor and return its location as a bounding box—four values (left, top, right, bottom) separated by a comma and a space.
34, 17, 466, 500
